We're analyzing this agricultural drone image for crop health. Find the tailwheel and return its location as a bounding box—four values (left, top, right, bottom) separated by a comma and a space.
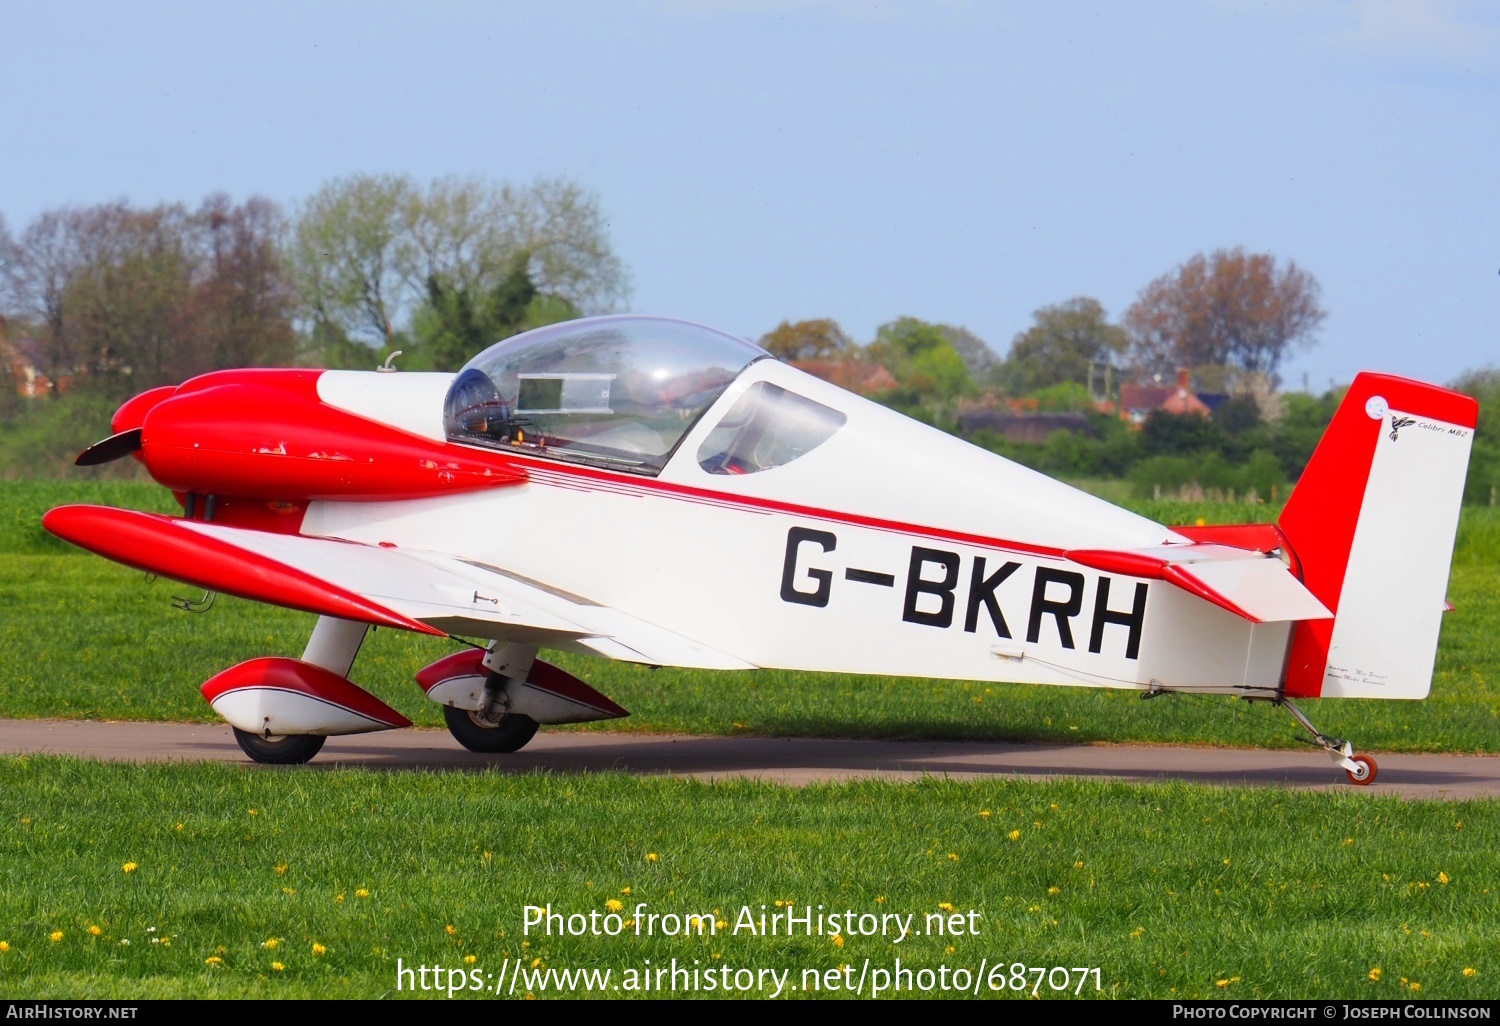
232, 727, 326, 765
1345, 753, 1378, 786
442, 704, 539, 754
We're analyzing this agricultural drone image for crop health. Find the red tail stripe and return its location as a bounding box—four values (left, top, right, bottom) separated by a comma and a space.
1278, 373, 1476, 697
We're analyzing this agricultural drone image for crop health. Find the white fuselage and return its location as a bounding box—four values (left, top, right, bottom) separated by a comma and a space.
307, 360, 1292, 696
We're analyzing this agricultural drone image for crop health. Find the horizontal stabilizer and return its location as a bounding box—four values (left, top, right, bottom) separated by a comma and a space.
1066, 544, 1332, 624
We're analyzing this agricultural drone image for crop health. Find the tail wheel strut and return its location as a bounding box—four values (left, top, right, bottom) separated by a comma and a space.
1277, 698, 1379, 786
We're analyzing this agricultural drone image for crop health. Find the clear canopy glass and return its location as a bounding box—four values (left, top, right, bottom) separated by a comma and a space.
444, 316, 767, 474
696, 381, 846, 475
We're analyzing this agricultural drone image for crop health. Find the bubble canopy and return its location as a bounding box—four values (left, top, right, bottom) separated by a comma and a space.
443, 316, 768, 475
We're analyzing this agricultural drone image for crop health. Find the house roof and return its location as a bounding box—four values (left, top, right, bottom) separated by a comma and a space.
1120, 382, 1212, 418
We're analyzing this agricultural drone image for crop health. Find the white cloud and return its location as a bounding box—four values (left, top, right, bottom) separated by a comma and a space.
1342, 0, 1491, 59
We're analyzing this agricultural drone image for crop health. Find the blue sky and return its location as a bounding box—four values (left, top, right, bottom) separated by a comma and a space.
2, 0, 1496, 389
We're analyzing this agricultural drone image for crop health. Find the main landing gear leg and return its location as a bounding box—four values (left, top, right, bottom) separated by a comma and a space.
441, 641, 540, 754
1277, 697, 1378, 786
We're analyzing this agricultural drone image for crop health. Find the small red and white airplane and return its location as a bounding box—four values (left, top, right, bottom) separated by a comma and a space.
45, 316, 1475, 782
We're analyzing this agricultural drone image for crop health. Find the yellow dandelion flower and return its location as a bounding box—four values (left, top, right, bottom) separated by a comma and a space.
945, 945, 955, 955
1009, 830, 1021, 841
445, 925, 456, 936
621, 886, 631, 895
281, 887, 295, 896
274, 864, 287, 875
1223, 858, 1230, 865
979, 809, 991, 818
0, 941, 9, 953
1048, 887, 1060, 895
271, 961, 284, 971
1410, 982, 1421, 992
876, 896, 885, 904
1438, 872, 1450, 885
175, 823, 183, 831
88, 925, 101, 937
1075, 860, 1084, 868
334, 894, 344, 903
1050, 804, 1058, 810
205, 956, 223, 966
1216, 979, 1229, 988
531, 958, 542, 968
355, 889, 369, 898
1463, 968, 1476, 977
716, 920, 727, 930
248, 809, 257, 816
464, 954, 476, 965
832, 935, 844, 948
947, 853, 958, 862
262, 938, 279, 950
122, 862, 137, 873
605, 899, 623, 913
311, 943, 326, 956
1369, 968, 1381, 981
49, 931, 63, 943
1130, 927, 1143, 938
645, 853, 658, 862
938, 902, 954, 912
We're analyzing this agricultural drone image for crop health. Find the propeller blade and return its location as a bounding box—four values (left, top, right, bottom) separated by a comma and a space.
75, 428, 143, 467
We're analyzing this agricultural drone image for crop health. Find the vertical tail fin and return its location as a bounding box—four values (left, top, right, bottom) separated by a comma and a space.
1278, 372, 1476, 699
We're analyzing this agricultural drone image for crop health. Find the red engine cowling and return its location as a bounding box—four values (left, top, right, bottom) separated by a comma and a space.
137, 377, 526, 503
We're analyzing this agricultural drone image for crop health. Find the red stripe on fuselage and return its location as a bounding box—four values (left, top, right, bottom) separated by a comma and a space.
477, 450, 1075, 561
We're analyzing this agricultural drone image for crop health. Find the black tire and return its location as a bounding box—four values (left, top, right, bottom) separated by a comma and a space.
232, 727, 326, 765
442, 704, 539, 753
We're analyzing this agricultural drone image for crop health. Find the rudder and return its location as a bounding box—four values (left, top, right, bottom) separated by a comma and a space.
1278, 372, 1476, 699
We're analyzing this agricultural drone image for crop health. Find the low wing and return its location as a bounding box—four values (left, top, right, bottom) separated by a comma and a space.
1067, 543, 1332, 624
42, 505, 755, 671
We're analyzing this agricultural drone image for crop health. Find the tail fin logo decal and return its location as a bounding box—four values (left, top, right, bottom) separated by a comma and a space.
1389, 415, 1415, 441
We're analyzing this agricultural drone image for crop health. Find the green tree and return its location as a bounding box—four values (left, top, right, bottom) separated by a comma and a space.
938, 324, 1000, 383
1002, 297, 1127, 394
866, 317, 971, 404
290, 174, 418, 345
758, 318, 855, 362
410, 251, 580, 371
291, 174, 627, 366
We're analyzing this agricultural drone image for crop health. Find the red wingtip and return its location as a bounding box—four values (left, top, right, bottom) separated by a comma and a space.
42, 504, 446, 637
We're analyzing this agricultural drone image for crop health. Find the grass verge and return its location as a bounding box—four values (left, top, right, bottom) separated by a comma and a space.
0, 756, 1494, 999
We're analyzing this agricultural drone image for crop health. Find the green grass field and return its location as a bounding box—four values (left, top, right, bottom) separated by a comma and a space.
3, 481, 1497, 753
2, 757, 1496, 999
